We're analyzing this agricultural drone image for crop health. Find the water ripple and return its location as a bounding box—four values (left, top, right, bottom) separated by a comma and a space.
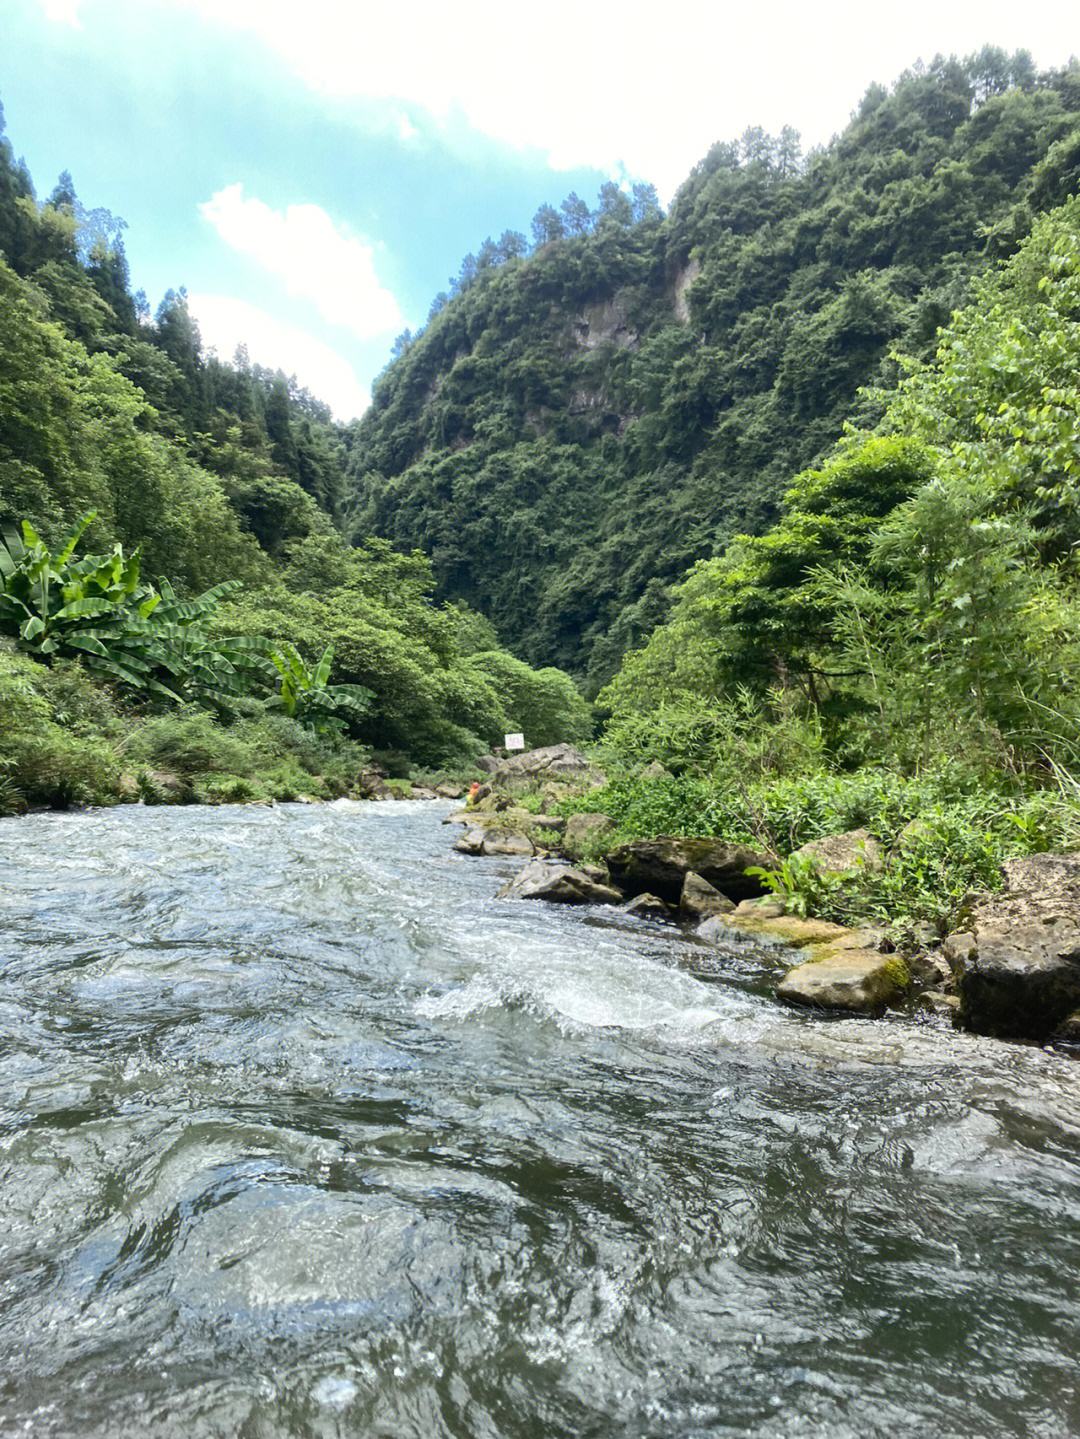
0, 802, 1078, 1437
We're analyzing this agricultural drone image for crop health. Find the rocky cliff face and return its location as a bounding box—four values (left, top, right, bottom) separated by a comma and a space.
346, 61, 1080, 684
672, 256, 701, 324
573, 296, 640, 350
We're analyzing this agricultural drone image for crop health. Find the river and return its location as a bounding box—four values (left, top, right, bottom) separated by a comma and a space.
1, 800, 1078, 1437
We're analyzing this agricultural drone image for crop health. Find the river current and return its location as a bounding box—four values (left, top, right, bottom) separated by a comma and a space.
1, 800, 1078, 1437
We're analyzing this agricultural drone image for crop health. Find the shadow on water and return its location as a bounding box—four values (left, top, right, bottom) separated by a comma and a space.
1, 801, 1079, 1437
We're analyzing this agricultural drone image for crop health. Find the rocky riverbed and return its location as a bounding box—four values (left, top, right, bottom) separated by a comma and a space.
3, 797, 1080, 1436
446, 745, 1080, 1054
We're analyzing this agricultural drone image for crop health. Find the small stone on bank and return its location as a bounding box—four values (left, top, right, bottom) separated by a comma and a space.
791, 828, 883, 875
621, 892, 671, 920
481, 832, 535, 857
916, 991, 960, 1019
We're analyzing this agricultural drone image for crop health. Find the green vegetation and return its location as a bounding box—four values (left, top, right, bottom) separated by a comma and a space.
0, 100, 590, 810
266, 643, 371, 727
349, 50, 1080, 690
4, 47, 1080, 959
559, 192, 1080, 939
0, 512, 267, 703
0, 638, 372, 811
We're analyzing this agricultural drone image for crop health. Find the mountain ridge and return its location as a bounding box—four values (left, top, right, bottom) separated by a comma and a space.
345, 49, 1080, 689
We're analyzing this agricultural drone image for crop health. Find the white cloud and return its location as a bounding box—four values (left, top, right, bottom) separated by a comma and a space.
187, 292, 369, 419
172, 0, 1080, 199
38, 0, 83, 25
198, 183, 403, 340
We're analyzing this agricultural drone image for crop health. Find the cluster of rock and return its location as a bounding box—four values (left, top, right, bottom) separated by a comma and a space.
357, 768, 464, 803
439, 744, 1080, 1050
484, 743, 606, 797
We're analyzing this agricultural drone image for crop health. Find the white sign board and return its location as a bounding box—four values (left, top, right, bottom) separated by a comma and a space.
504, 732, 525, 752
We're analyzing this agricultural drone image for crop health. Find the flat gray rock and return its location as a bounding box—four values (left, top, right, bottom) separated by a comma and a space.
498, 860, 621, 905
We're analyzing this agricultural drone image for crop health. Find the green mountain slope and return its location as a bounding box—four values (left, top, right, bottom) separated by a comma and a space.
347, 51, 1080, 689
0, 100, 590, 793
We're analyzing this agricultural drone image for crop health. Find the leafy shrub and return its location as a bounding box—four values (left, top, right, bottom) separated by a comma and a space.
0, 642, 123, 807
34, 658, 128, 737
745, 854, 854, 920
195, 772, 264, 805
462, 650, 593, 747
557, 762, 1080, 936
126, 710, 256, 778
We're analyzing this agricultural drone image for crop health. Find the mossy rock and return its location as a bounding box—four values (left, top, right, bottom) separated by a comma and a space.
777, 950, 911, 1013
724, 913, 853, 948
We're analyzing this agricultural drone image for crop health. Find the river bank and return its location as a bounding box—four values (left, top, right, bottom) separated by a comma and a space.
443, 745, 1080, 1054
8, 726, 1079, 1054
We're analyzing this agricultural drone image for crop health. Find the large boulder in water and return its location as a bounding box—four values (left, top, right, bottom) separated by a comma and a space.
777, 949, 910, 1013
498, 861, 621, 905
493, 744, 604, 793
955, 852, 1080, 1040
606, 837, 772, 904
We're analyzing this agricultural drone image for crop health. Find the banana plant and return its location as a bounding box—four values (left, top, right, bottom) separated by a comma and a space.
0, 513, 166, 688
140, 578, 274, 708
0, 513, 269, 708
267, 642, 372, 729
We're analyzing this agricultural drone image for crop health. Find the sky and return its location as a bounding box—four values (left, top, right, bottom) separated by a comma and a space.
1, 0, 1077, 419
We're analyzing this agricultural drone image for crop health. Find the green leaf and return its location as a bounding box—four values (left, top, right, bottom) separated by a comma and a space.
313, 645, 334, 688
56, 512, 97, 566
53, 598, 114, 622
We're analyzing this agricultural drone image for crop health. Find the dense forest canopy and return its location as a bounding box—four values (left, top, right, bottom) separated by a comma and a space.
560, 188, 1080, 938
602, 184, 1080, 764
0, 95, 591, 792
347, 50, 1080, 689
2, 42, 1080, 936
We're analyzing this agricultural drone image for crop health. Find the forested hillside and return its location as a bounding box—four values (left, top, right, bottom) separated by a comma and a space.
561, 188, 1080, 937
3, 47, 1080, 821
0, 98, 590, 808
348, 51, 1080, 689
0, 102, 350, 561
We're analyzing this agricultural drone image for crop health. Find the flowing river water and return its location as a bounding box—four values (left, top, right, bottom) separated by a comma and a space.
1, 800, 1079, 1438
